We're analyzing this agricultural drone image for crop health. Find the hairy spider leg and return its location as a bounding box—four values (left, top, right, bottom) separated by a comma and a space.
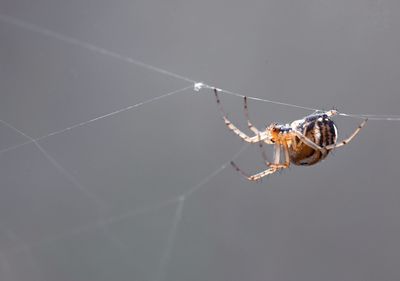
267, 142, 290, 170
231, 142, 290, 181
292, 130, 326, 151
292, 118, 367, 152
325, 119, 367, 150
243, 96, 262, 135
244, 95, 279, 166
214, 88, 268, 143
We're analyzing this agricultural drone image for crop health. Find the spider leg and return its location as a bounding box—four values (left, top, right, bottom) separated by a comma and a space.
283, 142, 290, 164
292, 130, 326, 152
214, 88, 268, 143
293, 118, 367, 153
243, 96, 262, 134
274, 143, 280, 163
256, 133, 272, 165
230, 161, 280, 181
325, 119, 367, 150
258, 139, 289, 168
231, 143, 290, 182
267, 143, 290, 169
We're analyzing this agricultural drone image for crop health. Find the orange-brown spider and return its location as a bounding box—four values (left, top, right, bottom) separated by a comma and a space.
214, 88, 367, 181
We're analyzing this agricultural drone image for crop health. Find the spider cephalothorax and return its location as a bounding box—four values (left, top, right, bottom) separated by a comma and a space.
214, 88, 367, 181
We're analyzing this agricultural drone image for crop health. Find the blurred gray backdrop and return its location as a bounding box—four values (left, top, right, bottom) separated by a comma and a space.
1, 0, 400, 281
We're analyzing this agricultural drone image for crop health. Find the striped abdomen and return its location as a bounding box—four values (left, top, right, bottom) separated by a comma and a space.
289, 115, 337, 166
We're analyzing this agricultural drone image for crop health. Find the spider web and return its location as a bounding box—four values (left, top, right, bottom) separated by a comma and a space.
1, 6, 400, 281
0, 13, 255, 281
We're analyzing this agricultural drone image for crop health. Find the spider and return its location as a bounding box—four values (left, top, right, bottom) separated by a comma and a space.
213, 88, 368, 181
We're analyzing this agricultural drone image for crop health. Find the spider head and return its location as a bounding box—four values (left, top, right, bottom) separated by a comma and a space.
265, 123, 281, 143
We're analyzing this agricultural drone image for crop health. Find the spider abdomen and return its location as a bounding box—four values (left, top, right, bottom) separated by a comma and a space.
289, 115, 338, 166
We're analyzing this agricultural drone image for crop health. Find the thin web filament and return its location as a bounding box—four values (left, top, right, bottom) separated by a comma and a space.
1, 13, 399, 281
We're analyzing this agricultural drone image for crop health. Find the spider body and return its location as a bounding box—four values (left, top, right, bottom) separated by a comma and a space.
214, 88, 367, 181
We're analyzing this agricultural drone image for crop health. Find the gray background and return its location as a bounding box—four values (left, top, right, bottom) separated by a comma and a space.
1, 0, 400, 280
